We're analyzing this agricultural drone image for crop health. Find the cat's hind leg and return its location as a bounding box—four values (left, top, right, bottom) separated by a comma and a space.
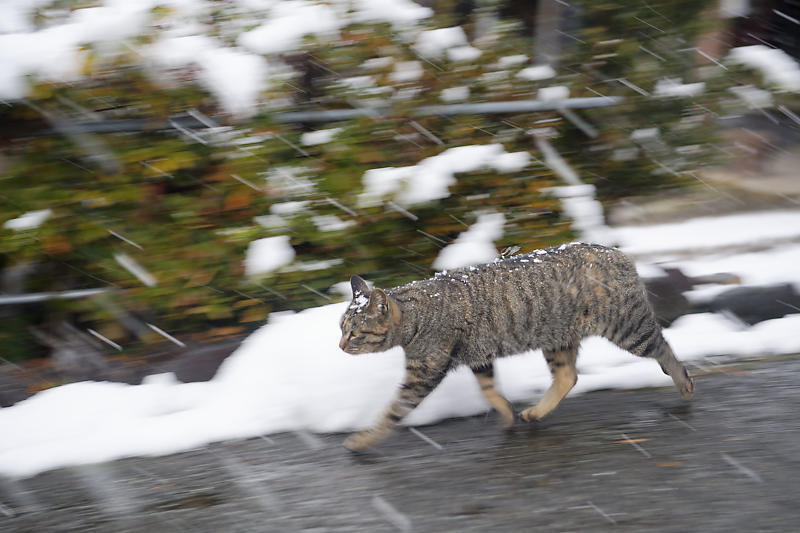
520, 346, 578, 423
472, 362, 514, 429
637, 333, 694, 398
607, 311, 694, 398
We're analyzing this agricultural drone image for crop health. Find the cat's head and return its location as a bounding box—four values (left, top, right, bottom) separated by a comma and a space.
339, 275, 400, 355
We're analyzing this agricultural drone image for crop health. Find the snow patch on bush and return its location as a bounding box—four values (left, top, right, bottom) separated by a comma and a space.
433, 213, 505, 270
359, 144, 530, 207
654, 78, 705, 98
728, 45, 800, 92
3, 209, 52, 230
517, 65, 556, 81
414, 26, 469, 58
244, 236, 295, 275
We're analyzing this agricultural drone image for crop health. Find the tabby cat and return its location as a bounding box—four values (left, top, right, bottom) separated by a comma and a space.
338, 242, 693, 451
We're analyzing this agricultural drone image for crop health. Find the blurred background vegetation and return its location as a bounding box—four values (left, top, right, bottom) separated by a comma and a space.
0, 0, 794, 367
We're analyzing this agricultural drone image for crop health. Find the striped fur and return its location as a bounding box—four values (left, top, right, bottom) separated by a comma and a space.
339, 242, 693, 451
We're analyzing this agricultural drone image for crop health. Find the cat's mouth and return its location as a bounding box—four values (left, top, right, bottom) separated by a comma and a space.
338, 340, 363, 355
341, 346, 366, 355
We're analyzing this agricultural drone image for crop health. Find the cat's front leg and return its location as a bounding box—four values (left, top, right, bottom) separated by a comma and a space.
342, 421, 396, 452
343, 358, 449, 451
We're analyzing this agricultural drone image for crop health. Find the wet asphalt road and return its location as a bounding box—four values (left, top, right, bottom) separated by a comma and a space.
2, 355, 799, 532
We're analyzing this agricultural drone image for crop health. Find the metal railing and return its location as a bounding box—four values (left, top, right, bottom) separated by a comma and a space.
38, 96, 623, 134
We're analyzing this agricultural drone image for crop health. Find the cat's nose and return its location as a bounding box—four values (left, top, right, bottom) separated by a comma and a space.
338, 337, 347, 351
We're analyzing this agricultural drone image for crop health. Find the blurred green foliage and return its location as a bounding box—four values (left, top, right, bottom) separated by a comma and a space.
0, 0, 752, 360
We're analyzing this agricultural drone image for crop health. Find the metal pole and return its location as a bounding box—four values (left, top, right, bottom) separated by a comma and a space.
49, 97, 623, 133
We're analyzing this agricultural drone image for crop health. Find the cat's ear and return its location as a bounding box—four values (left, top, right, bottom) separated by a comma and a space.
350, 274, 370, 298
366, 288, 389, 317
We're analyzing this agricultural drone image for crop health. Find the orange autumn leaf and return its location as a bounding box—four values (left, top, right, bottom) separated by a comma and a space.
43, 235, 73, 254
224, 190, 252, 211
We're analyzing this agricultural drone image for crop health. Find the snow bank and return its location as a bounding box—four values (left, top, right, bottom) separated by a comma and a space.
614, 210, 800, 257
665, 313, 800, 360
3, 289, 799, 478
678, 243, 800, 289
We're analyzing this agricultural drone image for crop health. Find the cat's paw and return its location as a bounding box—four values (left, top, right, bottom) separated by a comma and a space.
677, 368, 694, 399
519, 408, 542, 424
343, 431, 375, 452
498, 405, 515, 430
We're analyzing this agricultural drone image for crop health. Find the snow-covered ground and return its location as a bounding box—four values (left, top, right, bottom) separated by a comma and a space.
2, 209, 800, 479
